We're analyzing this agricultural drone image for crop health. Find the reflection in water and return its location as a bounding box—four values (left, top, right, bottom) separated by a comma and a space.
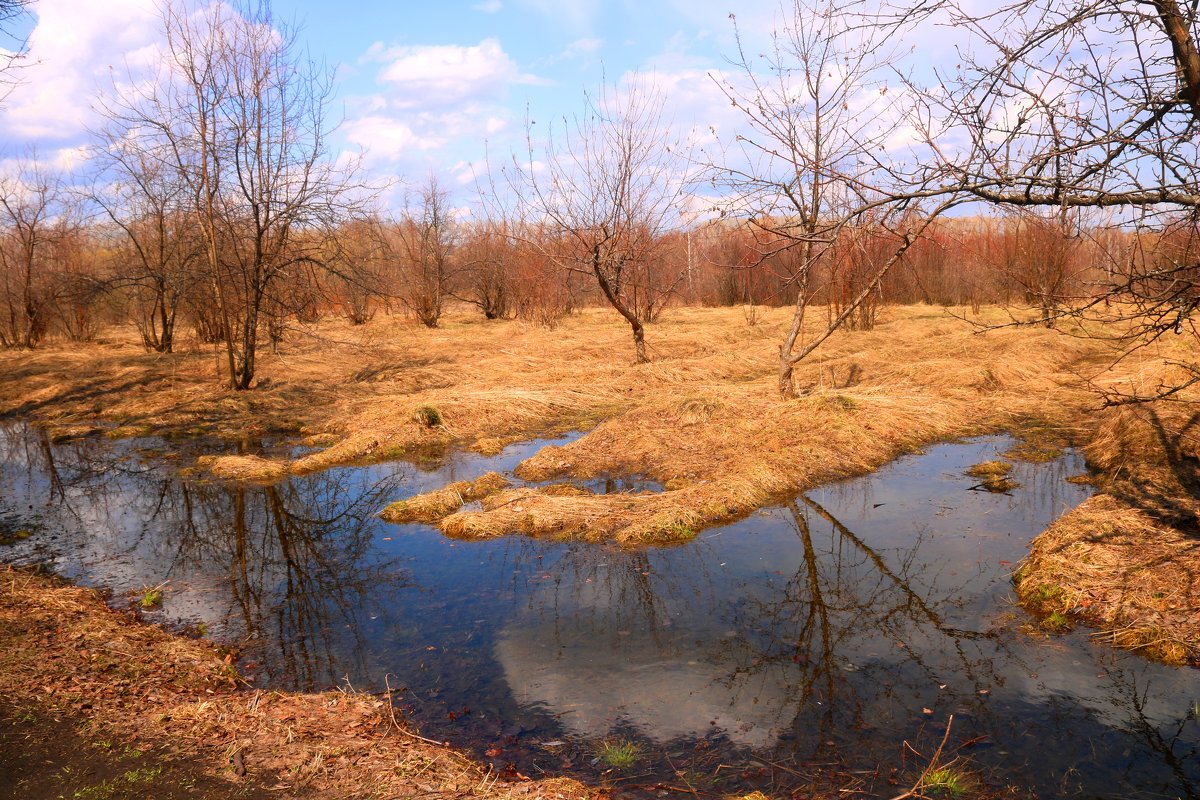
2, 424, 1198, 799
0, 424, 410, 688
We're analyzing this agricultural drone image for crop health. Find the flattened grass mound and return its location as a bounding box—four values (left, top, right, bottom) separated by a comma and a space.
381, 471, 511, 523
198, 453, 289, 482
1016, 374, 1200, 664
0, 567, 598, 799
441, 486, 693, 543
432, 311, 1100, 545
1016, 494, 1200, 665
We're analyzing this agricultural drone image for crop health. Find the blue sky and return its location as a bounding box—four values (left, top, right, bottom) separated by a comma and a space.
1, 0, 793, 208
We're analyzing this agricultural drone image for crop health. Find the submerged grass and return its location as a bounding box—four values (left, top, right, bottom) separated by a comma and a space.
595, 740, 642, 771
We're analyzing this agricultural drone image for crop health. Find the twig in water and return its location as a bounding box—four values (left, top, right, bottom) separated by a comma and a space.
888, 714, 955, 800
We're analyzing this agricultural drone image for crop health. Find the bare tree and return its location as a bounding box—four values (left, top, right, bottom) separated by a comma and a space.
105, 0, 364, 390
0, 0, 30, 103
509, 79, 688, 363
0, 157, 66, 348
455, 220, 514, 320
391, 175, 456, 328
90, 123, 202, 352
43, 219, 106, 342
912, 0, 1200, 397
712, 1, 962, 397
328, 217, 386, 325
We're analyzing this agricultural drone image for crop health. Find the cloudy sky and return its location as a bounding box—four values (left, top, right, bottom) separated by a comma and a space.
0, 0, 986, 214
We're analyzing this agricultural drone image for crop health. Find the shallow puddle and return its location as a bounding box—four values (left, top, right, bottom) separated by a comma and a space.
1, 422, 1197, 798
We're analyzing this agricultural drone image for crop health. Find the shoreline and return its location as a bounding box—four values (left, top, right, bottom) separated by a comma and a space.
0, 566, 600, 800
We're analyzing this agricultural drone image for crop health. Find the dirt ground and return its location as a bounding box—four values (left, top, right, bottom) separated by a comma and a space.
0, 697, 277, 800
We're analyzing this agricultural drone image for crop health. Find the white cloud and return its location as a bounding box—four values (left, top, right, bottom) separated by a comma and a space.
371, 39, 546, 110
1, 0, 161, 142
342, 114, 446, 159
341, 37, 543, 181
473, 0, 503, 12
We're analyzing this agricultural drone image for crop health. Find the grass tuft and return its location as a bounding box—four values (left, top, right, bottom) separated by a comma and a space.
966, 460, 1012, 478
923, 766, 970, 797
596, 739, 642, 770
197, 454, 289, 483
137, 584, 165, 610
413, 404, 443, 428
381, 472, 510, 524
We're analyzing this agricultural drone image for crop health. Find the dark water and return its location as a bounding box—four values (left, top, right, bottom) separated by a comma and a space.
1, 422, 1197, 799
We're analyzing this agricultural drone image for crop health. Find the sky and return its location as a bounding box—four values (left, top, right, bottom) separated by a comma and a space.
0, 1, 806, 204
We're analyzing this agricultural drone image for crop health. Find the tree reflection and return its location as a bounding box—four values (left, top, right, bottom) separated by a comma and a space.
161, 470, 414, 689
0, 422, 411, 690
4, 423, 1198, 799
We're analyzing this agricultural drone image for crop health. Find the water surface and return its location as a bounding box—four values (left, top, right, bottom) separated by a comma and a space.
1, 423, 1197, 798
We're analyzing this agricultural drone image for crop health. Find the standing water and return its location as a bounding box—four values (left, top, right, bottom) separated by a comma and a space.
1, 422, 1197, 798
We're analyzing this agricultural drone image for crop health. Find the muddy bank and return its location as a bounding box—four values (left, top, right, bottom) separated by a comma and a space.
0, 567, 598, 800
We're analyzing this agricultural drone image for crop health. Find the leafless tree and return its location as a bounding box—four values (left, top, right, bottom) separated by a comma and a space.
43, 220, 106, 342
391, 175, 456, 328
0, 157, 66, 348
455, 220, 514, 320
509, 79, 689, 363
104, 0, 366, 390
992, 209, 1093, 329
909, 0, 1200, 399
712, 1, 963, 397
90, 123, 202, 352
0, 0, 30, 103
329, 217, 386, 325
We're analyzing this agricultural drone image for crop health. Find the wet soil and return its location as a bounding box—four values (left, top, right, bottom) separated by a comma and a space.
0, 701, 275, 800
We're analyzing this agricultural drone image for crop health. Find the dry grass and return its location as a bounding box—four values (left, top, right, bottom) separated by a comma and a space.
1011, 348, 1200, 663
0, 566, 599, 799
198, 454, 290, 482
4, 303, 1200, 659
422, 306, 1103, 544
1015, 494, 1200, 664
0, 306, 1105, 547
965, 460, 1012, 478
381, 471, 511, 523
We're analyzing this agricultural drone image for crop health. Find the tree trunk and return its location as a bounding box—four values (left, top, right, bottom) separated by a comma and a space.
779, 359, 797, 399
631, 318, 647, 364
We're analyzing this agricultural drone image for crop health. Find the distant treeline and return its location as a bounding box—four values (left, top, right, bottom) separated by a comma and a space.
0, 196, 1189, 350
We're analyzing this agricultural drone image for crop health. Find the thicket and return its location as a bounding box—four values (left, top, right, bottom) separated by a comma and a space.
0, 200, 1147, 350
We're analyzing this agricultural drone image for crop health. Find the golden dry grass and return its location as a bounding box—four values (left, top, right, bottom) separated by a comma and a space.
0, 566, 599, 799
1010, 346, 1200, 663
0, 305, 1109, 546
198, 454, 290, 482
381, 471, 511, 523
1015, 494, 1200, 664
966, 460, 1012, 478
